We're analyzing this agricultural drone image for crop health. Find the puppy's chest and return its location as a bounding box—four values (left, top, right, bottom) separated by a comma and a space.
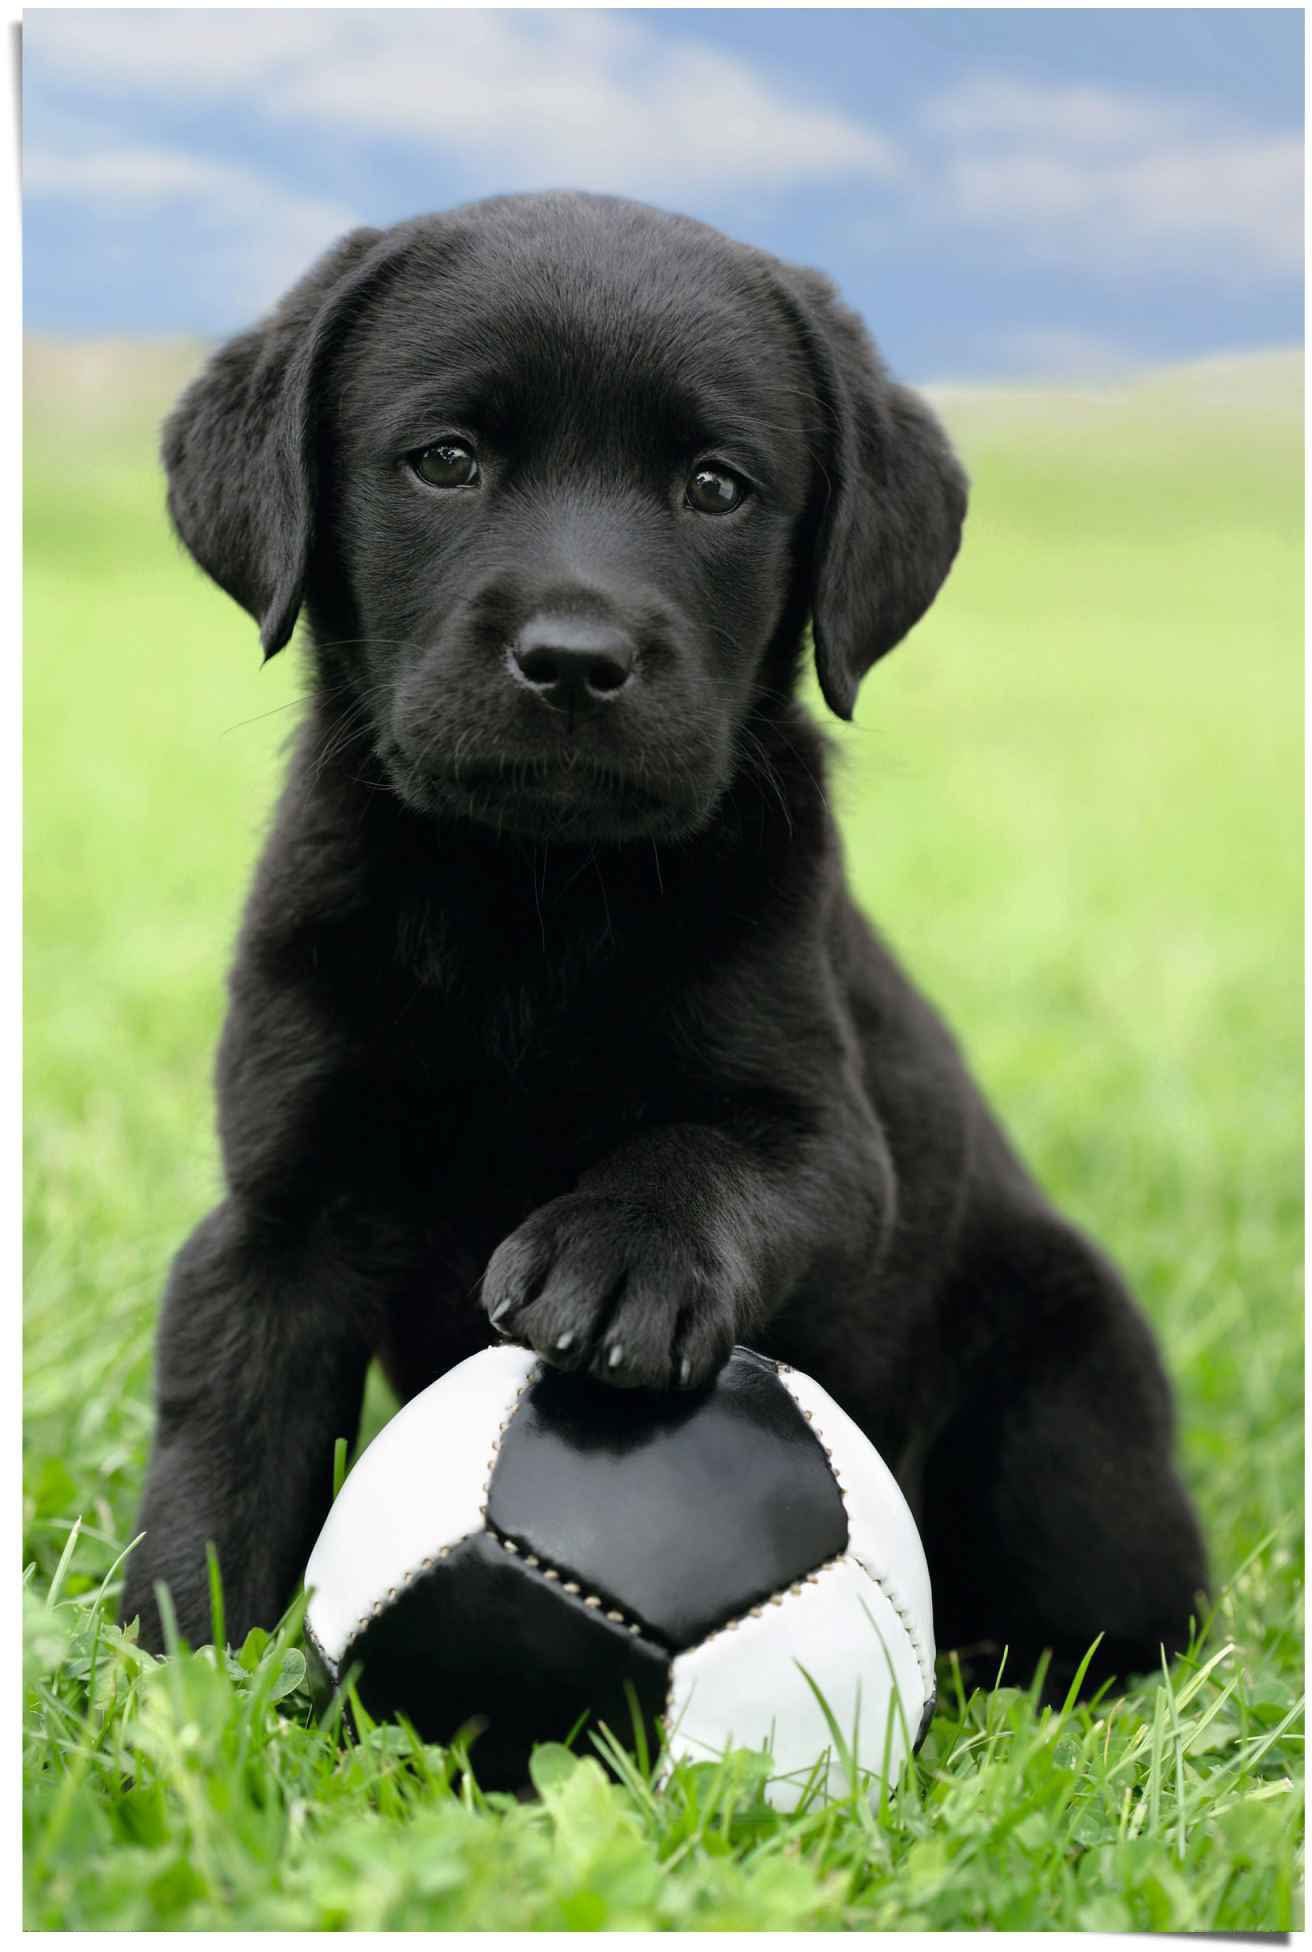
348, 874, 720, 1194
375, 940, 678, 1140
386, 887, 682, 1079
375, 1020, 666, 1232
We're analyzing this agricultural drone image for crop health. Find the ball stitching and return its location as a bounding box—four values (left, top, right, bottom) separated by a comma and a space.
484, 1526, 657, 1645
684, 1548, 849, 1658
330, 1526, 482, 1654
848, 1550, 935, 1695
771, 1368, 934, 1699
480, 1356, 544, 1521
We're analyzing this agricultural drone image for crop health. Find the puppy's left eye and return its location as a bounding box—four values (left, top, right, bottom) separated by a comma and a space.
686, 466, 747, 515
411, 440, 480, 489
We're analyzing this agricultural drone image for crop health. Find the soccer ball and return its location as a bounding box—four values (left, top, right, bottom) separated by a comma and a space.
304, 1343, 935, 1805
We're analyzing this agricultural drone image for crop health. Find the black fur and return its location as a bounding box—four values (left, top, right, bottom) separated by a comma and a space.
125, 192, 1207, 1699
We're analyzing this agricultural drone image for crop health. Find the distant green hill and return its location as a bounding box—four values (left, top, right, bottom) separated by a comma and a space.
25, 333, 1302, 445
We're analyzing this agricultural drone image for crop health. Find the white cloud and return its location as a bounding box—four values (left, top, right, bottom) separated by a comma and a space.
27, 9, 900, 197
925, 74, 1302, 282
28, 144, 281, 209
26, 8, 336, 90
925, 76, 1224, 150
23, 139, 358, 317
292, 12, 898, 192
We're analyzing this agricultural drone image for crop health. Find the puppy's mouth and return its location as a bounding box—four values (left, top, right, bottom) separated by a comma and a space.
386, 747, 703, 842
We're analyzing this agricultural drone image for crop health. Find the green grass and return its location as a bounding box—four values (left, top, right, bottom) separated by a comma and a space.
24, 341, 1303, 1929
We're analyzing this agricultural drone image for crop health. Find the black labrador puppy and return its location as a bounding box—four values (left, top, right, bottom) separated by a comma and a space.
124, 191, 1207, 1699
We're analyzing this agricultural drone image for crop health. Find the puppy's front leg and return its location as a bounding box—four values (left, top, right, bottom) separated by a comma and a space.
122, 1200, 376, 1652
482, 1102, 891, 1390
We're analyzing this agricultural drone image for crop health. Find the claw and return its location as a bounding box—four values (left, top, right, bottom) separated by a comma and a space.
607, 1342, 624, 1370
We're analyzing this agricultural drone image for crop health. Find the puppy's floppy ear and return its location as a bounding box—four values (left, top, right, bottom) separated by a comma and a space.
162, 225, 392, 658
779, 266, 969, 720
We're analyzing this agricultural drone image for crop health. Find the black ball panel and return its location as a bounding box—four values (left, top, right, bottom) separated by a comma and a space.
486, 1346, 848, 1651
341, 1532, 670, 1792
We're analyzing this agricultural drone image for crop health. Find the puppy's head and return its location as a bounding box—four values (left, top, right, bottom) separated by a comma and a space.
164, 192, 967, 843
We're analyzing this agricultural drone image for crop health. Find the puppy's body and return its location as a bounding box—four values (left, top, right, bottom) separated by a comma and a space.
126, 193, 1206, 1697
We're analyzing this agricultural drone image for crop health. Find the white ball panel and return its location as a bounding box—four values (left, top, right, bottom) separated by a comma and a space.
304, 1343, 540, 1666
664, 1556, 928, 1810
775, 1364, 935, 1688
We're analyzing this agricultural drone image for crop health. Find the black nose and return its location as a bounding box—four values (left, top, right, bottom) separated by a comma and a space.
510, 616, 636, 705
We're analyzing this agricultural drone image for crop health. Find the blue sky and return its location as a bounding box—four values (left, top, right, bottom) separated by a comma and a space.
22, 7, 1303, 382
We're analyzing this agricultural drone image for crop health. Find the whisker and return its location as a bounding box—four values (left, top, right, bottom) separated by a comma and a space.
734, 724, 795, 838
220, 695, 311, 738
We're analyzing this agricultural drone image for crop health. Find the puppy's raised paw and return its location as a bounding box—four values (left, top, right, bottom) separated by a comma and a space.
482, 1192, 745, 1391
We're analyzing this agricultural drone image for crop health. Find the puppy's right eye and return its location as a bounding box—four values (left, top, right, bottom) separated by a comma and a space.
410, 440, 480, 489
686, 464, 747, 515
